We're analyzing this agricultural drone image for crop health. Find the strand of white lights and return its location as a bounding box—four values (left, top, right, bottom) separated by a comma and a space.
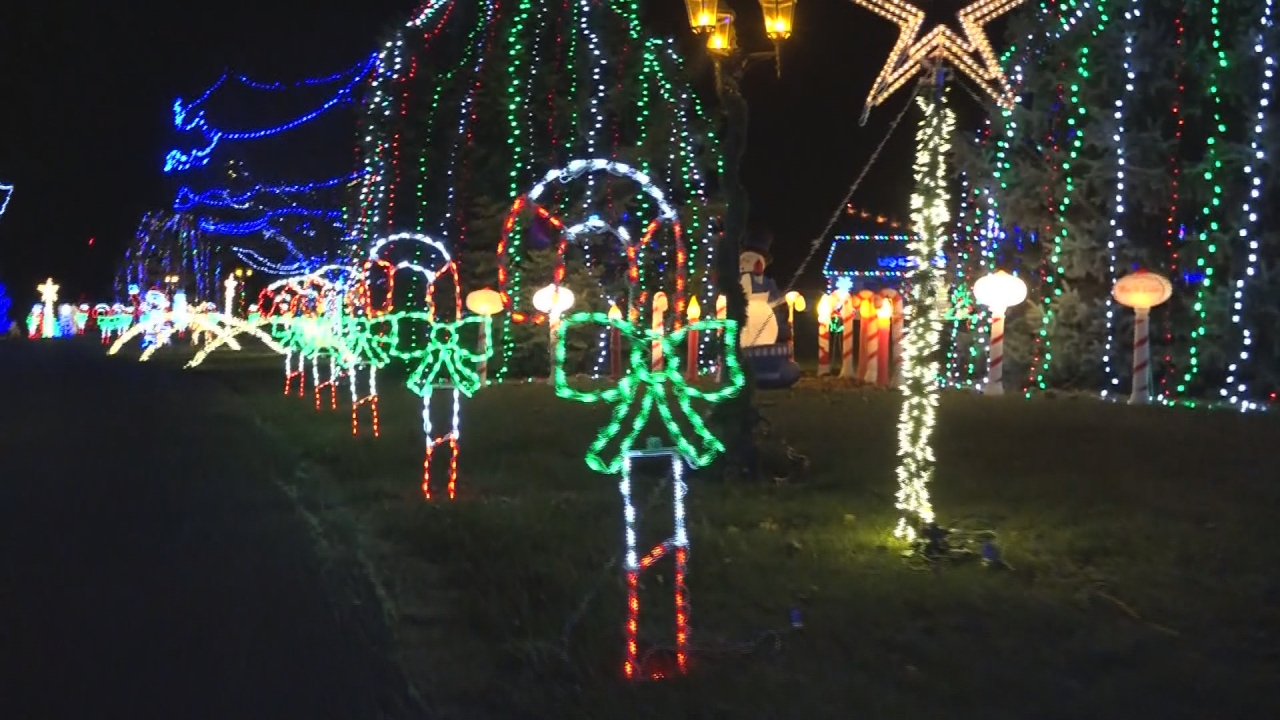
578, 0, 607, 214
1221, 0, 1274, 411
893, 89, 954, 543
661, 42, 719, 369
1101, 1, 1140, 399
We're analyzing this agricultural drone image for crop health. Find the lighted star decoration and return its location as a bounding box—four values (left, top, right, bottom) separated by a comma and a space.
853, 0, 1025, 118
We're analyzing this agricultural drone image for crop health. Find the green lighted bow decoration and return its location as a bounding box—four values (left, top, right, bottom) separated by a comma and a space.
553, 312, 745, 475
377, 312, 493, 397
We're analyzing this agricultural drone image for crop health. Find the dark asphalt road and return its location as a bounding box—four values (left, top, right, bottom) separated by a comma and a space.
0, 341, 425, 718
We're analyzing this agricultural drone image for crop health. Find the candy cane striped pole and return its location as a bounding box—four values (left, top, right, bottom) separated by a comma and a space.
476, 323, 489, 386
861, 306, 880, 385
651, 292, 668, 372
984, 311, 1006, 395
839, 297, 856, 379
1130, 307, 1151, 404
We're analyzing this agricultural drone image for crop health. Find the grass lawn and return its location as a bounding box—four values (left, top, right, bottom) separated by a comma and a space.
174, 347, 1280, 719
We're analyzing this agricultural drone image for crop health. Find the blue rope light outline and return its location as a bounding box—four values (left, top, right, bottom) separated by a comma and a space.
165, 54, 376, 173
174, 170, 365, 211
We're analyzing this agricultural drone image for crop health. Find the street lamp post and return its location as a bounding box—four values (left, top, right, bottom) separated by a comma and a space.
684, 0, 796, 480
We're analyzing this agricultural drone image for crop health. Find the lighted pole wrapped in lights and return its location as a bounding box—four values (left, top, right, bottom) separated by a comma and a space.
37, 278, 59, 339
1112, 270, 1173, 405
816, 294, 832, 376
465, 288, 504, 386
684, 0, 798, 476
852, 0, 1025, 545
972, 271, 1027, 396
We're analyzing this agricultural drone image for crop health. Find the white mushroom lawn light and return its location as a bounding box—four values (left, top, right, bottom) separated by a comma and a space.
972, 271, 1027, 396
1112, 270, 1173, 404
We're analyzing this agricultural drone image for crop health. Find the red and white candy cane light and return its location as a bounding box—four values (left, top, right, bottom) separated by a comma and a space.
1112, 270, 1173, 404
972, 271, 1028, 396
833, 290, 855, 378
465, 288, 504, 385
854, 290, 878, 383
816, 294, 832, 376
880, 288, 904, 385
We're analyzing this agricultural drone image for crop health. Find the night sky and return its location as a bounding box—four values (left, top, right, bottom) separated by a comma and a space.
0, 0, 979, 306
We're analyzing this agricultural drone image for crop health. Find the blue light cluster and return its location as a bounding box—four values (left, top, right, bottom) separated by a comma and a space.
0, 182, 12, 220
199, 207, 344, 235
174, 170, 364, 211
165, 54, 376, 173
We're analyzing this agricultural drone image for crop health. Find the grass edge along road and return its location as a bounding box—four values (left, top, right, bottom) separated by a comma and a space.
189, 350, 1280, 720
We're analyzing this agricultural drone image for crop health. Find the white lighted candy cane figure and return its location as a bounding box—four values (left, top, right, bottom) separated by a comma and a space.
496, 158, 690, 379
972, 271, 1028, 396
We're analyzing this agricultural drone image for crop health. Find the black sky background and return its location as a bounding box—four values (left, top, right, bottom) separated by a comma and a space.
0, 0, 993, 306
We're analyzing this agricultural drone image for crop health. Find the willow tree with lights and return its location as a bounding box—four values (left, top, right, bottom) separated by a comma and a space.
348, 0, 723, 379
851, 0, 1026, 546
953, 0, 1280, 406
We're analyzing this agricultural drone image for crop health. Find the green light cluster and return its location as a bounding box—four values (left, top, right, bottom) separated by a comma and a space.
552, 312, 744, 475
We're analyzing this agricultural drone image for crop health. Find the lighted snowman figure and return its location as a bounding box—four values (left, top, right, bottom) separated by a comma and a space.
140, 288, 171, 349
737, 232, 800, 388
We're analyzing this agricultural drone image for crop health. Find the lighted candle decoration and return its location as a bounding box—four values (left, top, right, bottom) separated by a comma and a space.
37, 278, 58, 338
715, 294, 727, 381
651, 291, 668, 372
533, 284, 575, 377
1112, 270, 1173, 404
816, 294, 832, 376
685, 296, 702, 381
465, 288, 505, 386
784, 291, 806, 361
608, 303, 624, 378
972, 271, 1028, 396
881, 288, 904, 385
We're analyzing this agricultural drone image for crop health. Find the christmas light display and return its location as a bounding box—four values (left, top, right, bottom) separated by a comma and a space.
116, 212, 222, 303
165, 55, 376, 173
351, 1, 720, 380
108, 310, 286, 362
854, 0, 1021, 544
0, 182, 12, 221
852, 0, 1025, 122
0, 282, 11, 336
972, 270, 1027, 395
37, 279, 58, 339
1220, 0, 1274, 410
552, 311, 743, 678
1113, 271, 1173, 404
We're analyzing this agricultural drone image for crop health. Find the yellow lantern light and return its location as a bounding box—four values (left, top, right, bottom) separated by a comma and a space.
706, 13, 736, 56
1112, 270, 1173, 311
683, 0, 720, 33
972, 270, 1028, 316
465, 287, 505, 317
532, 284, 575, 317
784, 290, 806, 313
761, 1, 796, 40
607, 302, 623, 321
